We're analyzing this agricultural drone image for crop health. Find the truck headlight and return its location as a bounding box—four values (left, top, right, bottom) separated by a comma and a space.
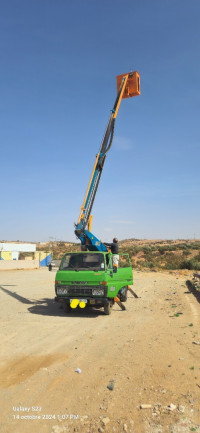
57, 287, 68, 295
92, 288, 104, 296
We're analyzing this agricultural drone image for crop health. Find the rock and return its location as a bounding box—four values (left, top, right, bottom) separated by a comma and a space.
154, 403, 162, 411
102, 417, 110, 426
52, 426, 64, 433
193, 341, 200, 345
178, 405, 185, 413
167, 403, 177, 411
98, 428, 104, 433
123, 424, 128, 432
140, 404, 152, 409
107, 380, 115, 391
80, 415, 88, 421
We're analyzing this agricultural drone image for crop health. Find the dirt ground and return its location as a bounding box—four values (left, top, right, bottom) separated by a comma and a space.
0, 268, 200, 433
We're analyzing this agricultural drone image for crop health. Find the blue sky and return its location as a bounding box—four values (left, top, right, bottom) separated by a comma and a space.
1, 0, 200, 242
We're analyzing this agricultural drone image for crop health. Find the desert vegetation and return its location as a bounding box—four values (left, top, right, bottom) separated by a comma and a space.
37, 239, 200, 271
120, 240, 200, 271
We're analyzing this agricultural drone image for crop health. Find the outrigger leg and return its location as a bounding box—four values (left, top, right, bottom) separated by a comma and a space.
114, 296, 126, 310
128, 285, 139, 298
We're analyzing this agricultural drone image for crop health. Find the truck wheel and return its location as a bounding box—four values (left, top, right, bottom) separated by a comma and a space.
104, 302, 111, 315
63, 302, 71, 313
119, 286, 128, 302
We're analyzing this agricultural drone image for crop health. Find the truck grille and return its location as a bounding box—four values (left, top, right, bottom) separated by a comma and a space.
57, 285, 106, 296
69, 286, 93, 296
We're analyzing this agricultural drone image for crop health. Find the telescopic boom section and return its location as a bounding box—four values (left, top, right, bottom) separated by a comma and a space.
75, 71, 140, 251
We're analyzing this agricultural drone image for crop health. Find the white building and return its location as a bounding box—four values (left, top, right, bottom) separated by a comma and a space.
0, 243, 36, 261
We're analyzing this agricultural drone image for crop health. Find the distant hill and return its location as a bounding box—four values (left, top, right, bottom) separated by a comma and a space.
38, 238, 200, 271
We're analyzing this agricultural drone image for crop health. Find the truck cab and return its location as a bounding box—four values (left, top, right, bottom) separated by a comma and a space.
55, 251, 133, 315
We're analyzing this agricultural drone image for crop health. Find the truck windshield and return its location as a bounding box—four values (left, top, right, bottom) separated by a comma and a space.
59, 253, 105, 271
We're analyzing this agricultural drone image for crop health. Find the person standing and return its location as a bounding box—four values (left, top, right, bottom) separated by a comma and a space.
104, 237, 119, 272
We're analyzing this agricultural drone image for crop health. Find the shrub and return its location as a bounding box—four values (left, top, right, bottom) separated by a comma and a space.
183, 250, 190, 256
164, 262, 179, 270
158, 246, 166, 255
141, 261, 155, 269
142, 246, 152, 254
180, 259, 200, 271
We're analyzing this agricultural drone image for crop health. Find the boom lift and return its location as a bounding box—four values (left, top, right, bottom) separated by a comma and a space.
55, 72, 140, 315
75, 71, 140, 251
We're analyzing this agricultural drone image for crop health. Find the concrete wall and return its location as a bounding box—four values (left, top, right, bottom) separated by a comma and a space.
0, 260, 40, 270
12, 251, 19, 260
0, 251, 19, 260
0, 251, 51, 267
0, 251, 13, 260
34, 252, 51, 266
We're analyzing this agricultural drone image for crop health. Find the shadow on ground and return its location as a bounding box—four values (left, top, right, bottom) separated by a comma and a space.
185, 280, 200, 304
0, 285, 34, 304
0, 285, 107, 317
0, 285, 131, 317
28, 299, 106, 317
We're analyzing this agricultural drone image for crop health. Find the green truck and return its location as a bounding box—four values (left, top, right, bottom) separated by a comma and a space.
55, 251, 133, 315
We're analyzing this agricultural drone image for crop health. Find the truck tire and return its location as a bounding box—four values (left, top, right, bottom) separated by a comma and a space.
63, 301, 71, 313
119, 286, 128, 302
104, 302, 111, 315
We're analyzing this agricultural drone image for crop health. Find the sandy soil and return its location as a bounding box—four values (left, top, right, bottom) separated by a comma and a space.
0, 268, 200, 433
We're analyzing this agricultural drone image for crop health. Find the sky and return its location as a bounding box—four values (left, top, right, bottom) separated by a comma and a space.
1, 0, 200, 242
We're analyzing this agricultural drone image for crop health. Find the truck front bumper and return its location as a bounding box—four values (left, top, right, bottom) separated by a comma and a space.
55, 296, 112, 307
